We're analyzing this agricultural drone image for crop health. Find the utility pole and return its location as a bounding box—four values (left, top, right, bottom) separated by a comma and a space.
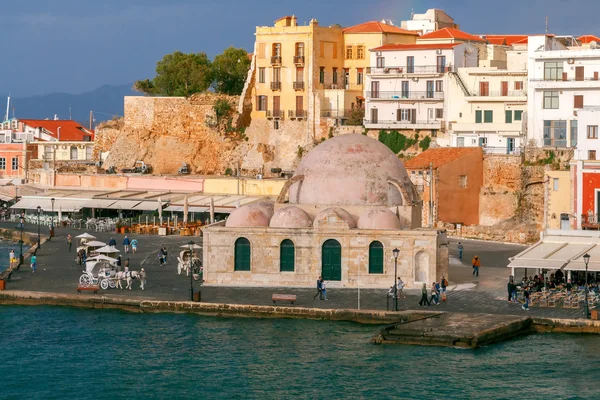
89, 111, 93, 130
545, 16, 548, 34
429, 162, 434, 228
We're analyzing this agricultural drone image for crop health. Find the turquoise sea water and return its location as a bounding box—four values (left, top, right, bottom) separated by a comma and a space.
1, 306, 600, 400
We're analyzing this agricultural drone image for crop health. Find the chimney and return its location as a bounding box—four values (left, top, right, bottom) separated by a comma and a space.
57, 127, 61, 141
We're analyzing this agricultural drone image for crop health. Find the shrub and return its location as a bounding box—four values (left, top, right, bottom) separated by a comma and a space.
419, 136, 432, 151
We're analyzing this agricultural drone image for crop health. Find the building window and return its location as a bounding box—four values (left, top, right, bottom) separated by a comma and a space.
280, 239, 295, 272
570, 120, 578, 147
357, 45, 365, 59
11, 157, 18, 171
0, 158, 5, 170
295, 42, 304, 57
257, 95, 267, 111
259, 68, 265, 83
479, 81, 489, 96
272, 67, 281, 83
515, 81, 524, 90
475, 110, 482, 123
505, 110, 513, 123
376, 57, 385, 68
345, 46, 353, 60
357, 69, 363, 85
332, 68, 338, 84
544, 61, 563, 80
426, 81, 434, 98
234, 237, 251, 271
514, 110, 523, 121
406, 56, 414, 73
553, 178, 559, 191
70, 147, 78, 160
368, 241, 384, 274
436, 55, 446, 73
436, 109, 443, 119
459, 175, 467, 188
484, 110, 493, 123
319, 67, 325, 84
543, 120, 567, 147
588, 125, 599, 139
435, 80, 443, 92
574, 95, 584, 109
590, 150, 597, 160
401, 81, 409, 98
272, 43, 281, 57
543, 91, 559, 109
86, 146, 93, 160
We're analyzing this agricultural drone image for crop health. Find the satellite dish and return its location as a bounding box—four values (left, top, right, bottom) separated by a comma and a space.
466, 47, 474, 54
591, 41, 598, 49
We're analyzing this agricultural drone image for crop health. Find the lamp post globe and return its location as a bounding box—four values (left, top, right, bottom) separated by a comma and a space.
392, 248, 400, 311
583, 253, 591, 319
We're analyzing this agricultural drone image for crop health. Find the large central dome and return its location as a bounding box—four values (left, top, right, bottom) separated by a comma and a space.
288, 134, 412, 206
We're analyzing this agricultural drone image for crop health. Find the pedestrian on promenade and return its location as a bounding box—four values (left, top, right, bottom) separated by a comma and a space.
522, 288, 530, 311
508, 278, 514, 302
566, 279, 573, 294
458, 242, 464, 260
116, 255, 122, 269
441, 276, 448, 301
397, 277, 405, 299
139, 268, 147, 290
124, 258, 130, 271
162, 247, 168, 262
429, 282, 440, 305
48, 225, 54, 241
313, 276, 322, 300
321, 278, 328, 300
418, 283, 430, 306
123, 236, 131, 253
67, 234, 72, 252
109, 237, 116, 247
511, 282, 518, 303
472, 255, 481, 277
9, 249, 15, 267
158, 248, 166, 266
131, 238, 138, 254
30, 254, 37, 273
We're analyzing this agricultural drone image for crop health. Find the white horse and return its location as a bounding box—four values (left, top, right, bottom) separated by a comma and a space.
115, 271, 140, 290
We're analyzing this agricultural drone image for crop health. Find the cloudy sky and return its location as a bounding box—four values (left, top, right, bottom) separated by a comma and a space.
3, 0, 599, 96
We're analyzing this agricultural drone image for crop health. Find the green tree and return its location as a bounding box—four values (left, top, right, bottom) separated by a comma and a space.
134, 51, 212, 96
211, 47, 251, 95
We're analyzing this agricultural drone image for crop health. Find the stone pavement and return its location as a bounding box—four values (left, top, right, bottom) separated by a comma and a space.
0, 222, 586, 319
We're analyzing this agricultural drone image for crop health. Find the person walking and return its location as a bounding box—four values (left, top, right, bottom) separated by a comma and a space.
48, 224, 54, 241
397, 277, 405, 299
108, 237, 117, 247
418, 283, 430, 307
458, 242, 464, 260
9, 250, 15, 267
30, 254, 37, 273
139, 268, 147, 290
131, 238, 138, 254
313, 276, 323, 300
158, 248, 167, 266
67, 234, 72, 252
508, 279, 514, 302
123, 236, 131, 253
429, 282, 440, 305
472, 255, 481, 277
441, 276, 448, 301
522, 288, 530, 311
321, 278, 328, 300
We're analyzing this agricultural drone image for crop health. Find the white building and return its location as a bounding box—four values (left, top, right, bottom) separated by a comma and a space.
528, 34, 600, 155
364, 42, 478, 136
400, 9, 458, 35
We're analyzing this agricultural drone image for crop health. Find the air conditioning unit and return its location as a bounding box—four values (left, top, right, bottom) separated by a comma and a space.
567, 58, 575, 64
436, 49, 443, 55
376, 51, 382, 56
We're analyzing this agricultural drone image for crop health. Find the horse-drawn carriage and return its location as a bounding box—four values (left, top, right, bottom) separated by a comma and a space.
79, 255, 119, 290
177, 249, 203, 281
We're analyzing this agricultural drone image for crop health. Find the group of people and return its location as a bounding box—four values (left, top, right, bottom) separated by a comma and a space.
418, 276, 449, 306
313, 277, 328, 300
108, 236, 138, 254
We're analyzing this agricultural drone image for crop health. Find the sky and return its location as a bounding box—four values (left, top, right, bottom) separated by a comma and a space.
3, 0, 600, 97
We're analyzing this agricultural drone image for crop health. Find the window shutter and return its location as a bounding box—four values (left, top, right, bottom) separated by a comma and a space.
505, 110, 512, 123
397, 109, 402, 122
411, 109, 416, 124
574, 95, 584, 109
256, 96, 260, 111
475, 110, 482, 123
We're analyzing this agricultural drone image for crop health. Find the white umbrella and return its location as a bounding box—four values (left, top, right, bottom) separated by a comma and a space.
87, 255, 118, 263
75, 233, 96, 239
158, 197, 163, 225
183, 196, 189, 225
180, 243, 202, 250
84, 240, 107, 248
95, 245, 120, 254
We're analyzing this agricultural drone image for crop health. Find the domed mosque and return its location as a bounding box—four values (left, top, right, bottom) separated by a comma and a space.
203, 134, 448, 289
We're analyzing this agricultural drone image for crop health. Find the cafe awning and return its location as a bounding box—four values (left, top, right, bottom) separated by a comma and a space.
12, 197, 86, 212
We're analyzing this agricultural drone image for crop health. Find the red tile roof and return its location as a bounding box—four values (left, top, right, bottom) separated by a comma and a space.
19, 119, 94, 141
481, 35, 528, 46
371, 43, 461, 51
343, 21, 419, 35
419, 27, 486, 43
578, 35, 600, 44
486, 37, 507, 45
404, 147, 483, 169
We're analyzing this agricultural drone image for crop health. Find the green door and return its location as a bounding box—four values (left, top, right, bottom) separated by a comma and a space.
234, 237, 251, 271
322, 239, 341, 281
280, 239, 295, 272
369, 241, 384, 274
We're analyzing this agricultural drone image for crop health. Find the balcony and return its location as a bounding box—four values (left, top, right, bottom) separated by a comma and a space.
366, 91, 444, 100
468, 90, 527, 101
323, 83, 363, 91
367, 65, 453, 75
543, 138, 568, 147
293, 81, 305, 91
364, 119, 442, 130
270, 56, 282, 65
293, 55, 305, 65
270, 81, 281, 91
266, 110, 284, 119
530, 76, 600, 89
288, 110, 306, 119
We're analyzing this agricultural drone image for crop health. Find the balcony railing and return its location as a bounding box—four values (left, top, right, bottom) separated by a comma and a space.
270, 56, 281, 65
367, 65, 454, 74
293, 81, 305, 90
543, 138, 567, 147
475, 90, 527, 97
582, 213, 600, 230
266, 110, 284, 119
270, 81, 281, 91
288, 110, 306, 119
366, 91, 444, 100
364, 119, 442, 127
321, 109, 357, 118
481, 146, 523, 155
293, 55, 305, 65
531, 77, 600, 82
323, 83, 363, 90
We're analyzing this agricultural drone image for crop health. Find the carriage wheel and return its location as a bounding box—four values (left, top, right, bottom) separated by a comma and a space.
100, 280, 109, 290
109, 280, 116, 289
79, 275, 91, 285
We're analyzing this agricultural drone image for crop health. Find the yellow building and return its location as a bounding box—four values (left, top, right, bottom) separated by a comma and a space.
246, 16, 418, 130
545, 170, 572, 230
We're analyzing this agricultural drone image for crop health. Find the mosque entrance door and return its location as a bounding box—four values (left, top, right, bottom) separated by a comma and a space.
322, 239, 341, 281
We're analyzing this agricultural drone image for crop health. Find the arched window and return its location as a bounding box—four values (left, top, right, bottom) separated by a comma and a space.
234, 237, 251, 271
369, 241, 384, 274
280, 239, 295, 272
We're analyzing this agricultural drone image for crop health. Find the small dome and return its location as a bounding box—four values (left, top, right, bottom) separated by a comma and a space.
225, 201, 274, 228
314, 207, 356, 229
270, 206, 313, 228
357, 207, 401, 230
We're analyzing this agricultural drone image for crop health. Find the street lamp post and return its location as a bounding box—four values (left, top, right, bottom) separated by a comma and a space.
393, 248, 400, 312
188, 240, 195, 301
36, 206, 41, 249
50, 198, 55, 228
583, 253, 591, 319
19, 214, 24, 264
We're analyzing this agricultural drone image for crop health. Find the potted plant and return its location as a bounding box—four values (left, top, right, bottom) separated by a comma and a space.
116, 219, 124, 234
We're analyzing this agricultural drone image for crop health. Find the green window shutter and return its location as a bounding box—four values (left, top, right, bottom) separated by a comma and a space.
368, 241, 384, 274
280, 239, 295, 272
475, 110, 482, 123
234, 237, 251, 271
514, 110, 523, 121
484, 110, 493, 123
505, 110, 512, 123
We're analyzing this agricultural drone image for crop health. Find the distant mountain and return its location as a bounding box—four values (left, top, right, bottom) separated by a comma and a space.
8, 84, 137, 127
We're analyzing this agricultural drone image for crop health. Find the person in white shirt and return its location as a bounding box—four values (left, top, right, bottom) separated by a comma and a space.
397, 277, 405, 298
320, 278, 328, 300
